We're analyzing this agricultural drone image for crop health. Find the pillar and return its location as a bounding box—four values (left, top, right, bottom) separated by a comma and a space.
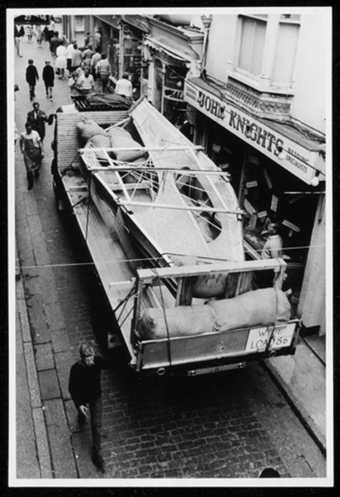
259, 14, 280, 89
298, 194, 325, 334
118, 23, 124, 78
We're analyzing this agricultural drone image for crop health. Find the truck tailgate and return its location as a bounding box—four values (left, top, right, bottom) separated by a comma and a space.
136, 321, 299, 372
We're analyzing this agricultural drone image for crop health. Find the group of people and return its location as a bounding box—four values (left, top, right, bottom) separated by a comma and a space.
25, 59, 55, 100
15, 20, 58, 56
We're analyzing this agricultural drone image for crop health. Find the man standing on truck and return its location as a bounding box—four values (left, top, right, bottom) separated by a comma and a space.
69, 342, 110, 473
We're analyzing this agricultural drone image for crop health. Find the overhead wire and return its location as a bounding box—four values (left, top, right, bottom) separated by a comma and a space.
16, 243, 325, 270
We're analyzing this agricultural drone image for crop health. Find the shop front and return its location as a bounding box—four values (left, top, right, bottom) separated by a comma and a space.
120, 16, 150, 99
184, 77, 326, 333
144, 17, 203, 125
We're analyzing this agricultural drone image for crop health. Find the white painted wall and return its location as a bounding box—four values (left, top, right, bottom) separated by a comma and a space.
205, 15, 237, 82
289, 12, 329, 132
203, 11, 329, 134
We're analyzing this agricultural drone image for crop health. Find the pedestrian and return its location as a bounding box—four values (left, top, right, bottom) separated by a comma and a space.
71, 43, 82, 73
94, 29, 102, 51
42, 60, 55, 100
90, 47, 101, 80
83, 44, 94, 61
69, 342, 110, 473
35, 24, 43, 47
14, 24, 24, 56
49, 31, 61, 57
114, 72, 133, 99
19, 122, 42, 190
43, 25, 50, 43
259, 467, 280, 478
55, 42, 67, 79
26, 102, 49, 147
65, 40, 74, 76
96, 53, 111, 93
26, 24, 33, 42
25, 59, 39, 101
84, 32, 91, 47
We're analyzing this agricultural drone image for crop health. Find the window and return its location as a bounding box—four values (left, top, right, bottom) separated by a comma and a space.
271, 22, 299, 87
238, 16, 266, 76
74, 16, 85, 32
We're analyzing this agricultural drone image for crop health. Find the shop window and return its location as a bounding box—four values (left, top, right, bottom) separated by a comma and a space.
271, 22, 299, 87
238, 16, 266, 76
74, 16, 85, 32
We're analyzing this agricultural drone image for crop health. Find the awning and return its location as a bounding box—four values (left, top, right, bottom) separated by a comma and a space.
184, 77, 326, 185
145, 36, 192, 64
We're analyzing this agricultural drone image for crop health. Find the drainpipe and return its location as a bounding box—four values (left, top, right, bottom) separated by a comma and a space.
118, 22, 124, 78
200, 14, 213, 77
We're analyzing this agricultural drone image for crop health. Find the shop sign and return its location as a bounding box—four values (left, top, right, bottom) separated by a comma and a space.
164, 86, 184, 102
184, 81, 323, 185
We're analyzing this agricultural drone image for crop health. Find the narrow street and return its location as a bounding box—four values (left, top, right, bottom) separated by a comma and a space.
15, 32, 326, 479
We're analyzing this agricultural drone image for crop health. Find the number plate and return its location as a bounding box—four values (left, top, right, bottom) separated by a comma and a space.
245, 323, 296, 353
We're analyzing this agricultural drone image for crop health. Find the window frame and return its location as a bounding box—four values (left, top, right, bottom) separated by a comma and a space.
228, 14, 300, 96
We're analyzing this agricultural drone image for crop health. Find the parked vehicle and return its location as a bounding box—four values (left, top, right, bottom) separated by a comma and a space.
51, 98, 300, 376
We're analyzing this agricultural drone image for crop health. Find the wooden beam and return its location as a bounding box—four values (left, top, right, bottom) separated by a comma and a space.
137, 258, 286, 282
118, 199, 243, 215
82, 165, 230, 177
79, 145, 204, 153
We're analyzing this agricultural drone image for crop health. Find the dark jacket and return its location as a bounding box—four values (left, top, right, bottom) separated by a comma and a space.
26, 65, 39, 85
69, 356, 110, 408
42, 65, 55, 86
26, 109, 48, 141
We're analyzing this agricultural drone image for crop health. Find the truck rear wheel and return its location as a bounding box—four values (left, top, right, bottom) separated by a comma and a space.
53, 178, 66, 213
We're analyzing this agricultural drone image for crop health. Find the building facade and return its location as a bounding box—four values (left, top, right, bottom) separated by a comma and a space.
142, 16, 204, 124
183, 11, 329, 334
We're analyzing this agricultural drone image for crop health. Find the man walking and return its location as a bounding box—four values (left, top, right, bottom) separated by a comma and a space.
42, 60, 55, 100
26, 102, 49, 147
65, 40, 74, 76
90, 47, 101, 80
25, 59, 39, 101
19, 122, 42, 190
15, 24, 24, 56
96, 53, 112, 93
71, 43, 82, 73
69, 342, 110, 473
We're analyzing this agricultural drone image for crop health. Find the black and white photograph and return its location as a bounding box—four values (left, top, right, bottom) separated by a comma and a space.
8, 7, 332, 486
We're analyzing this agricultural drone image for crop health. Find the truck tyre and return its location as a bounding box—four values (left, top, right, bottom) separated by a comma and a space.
53, 178, 66, 213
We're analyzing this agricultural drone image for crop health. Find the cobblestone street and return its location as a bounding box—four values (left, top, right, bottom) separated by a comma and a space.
14, 30, 326, 480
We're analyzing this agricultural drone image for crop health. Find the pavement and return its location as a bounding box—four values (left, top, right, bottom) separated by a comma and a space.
13, 31, 327, 481
265, 332, 326, 453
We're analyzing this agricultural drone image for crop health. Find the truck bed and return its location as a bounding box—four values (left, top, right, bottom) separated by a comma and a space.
64, 174, 136, 361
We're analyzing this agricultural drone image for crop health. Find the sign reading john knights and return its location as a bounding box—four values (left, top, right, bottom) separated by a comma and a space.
184, 80, 325, 185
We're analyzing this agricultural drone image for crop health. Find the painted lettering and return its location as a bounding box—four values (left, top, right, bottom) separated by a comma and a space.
229, 109, 237, 128
266, 132, 276, 153
257, 127, 267, 148
274, 138, 284, 157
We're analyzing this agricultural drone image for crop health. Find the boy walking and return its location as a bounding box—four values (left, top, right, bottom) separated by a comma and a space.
42, 61, 55, 100
69, 342, 110, 473
25, 59, 39, 101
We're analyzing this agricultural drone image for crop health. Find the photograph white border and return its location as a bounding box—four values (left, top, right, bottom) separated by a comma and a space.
7, 6, 334, 488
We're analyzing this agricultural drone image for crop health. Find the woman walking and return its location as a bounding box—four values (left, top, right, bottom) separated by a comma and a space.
55, 42, 67, 79
19, 122, 42, 190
